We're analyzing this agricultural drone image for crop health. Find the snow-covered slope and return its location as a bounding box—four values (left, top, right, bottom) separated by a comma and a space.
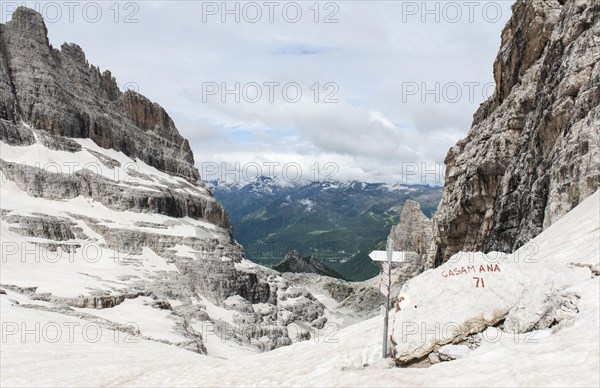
0, 125, 333, 355
1, 6, 333, 358
2, 191, 597, 387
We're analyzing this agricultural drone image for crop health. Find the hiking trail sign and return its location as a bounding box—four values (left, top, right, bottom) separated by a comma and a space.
369, 237, 405, 358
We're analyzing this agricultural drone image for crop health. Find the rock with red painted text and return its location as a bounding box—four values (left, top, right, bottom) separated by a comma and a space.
389, 246, 591, 364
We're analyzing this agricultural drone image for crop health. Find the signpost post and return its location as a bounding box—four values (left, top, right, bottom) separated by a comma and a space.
369, 238, 404, 358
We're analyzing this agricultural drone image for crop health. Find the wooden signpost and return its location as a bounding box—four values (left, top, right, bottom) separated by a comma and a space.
369, 237, 404, 358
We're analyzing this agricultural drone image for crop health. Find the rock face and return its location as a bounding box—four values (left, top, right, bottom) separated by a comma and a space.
388, 200, 433, 283
430, 0, 600, 265
0, 7, 198, 181
0, 7, 327, 354
280, 272, 386, 322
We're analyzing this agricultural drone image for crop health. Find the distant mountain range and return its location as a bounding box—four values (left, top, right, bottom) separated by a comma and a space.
208, 177, 443, 280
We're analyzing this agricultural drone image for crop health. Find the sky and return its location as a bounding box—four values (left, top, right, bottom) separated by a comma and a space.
1, 0, 516, 185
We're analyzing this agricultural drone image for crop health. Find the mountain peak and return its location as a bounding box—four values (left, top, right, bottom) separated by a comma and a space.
0, 7, 199, 182
273, 250, 344, 279
5, 7, 48, 44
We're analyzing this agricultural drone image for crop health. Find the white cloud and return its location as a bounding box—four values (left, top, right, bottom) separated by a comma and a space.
12, 0, 516, 183
368, 111, 395, 130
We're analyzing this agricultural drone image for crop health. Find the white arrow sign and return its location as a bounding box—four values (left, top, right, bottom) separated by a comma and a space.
372, 237, 402, 358
369, 250, 405, 262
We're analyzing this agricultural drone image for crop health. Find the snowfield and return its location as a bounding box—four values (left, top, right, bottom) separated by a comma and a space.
1, 190, 598, 386
0, 131, 331, 363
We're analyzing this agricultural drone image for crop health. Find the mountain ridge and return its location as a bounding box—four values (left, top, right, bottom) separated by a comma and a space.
210, 176, 443, 280
0, 7, 199, 182
273, 250, 345, 279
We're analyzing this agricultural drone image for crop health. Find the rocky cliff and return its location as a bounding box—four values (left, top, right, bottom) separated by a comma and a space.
388, 200, 433, 283
0, 7, 198, 182
430, 0, 599, 265
0, 7, 326, 354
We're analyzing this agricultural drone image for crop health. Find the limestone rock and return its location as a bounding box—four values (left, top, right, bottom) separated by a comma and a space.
504, 289, 580, 333
388, 200, 433, 284
427, 352, 441, 365
437, 344, 470, 361
430, 0, 600, 265
280, 272, 385, 319
323, 281, 355, 303
390, 242, 591, 364
0, 7, 198, 182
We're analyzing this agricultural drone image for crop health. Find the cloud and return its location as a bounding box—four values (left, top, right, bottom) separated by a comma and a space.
12, 0, 516, 183
272, 45, 334, 55
368, 111, 395, 130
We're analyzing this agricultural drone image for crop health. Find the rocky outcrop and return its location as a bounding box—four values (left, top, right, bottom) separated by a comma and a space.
274, 250, 344, 279
0, 158, 231, 229
430, 0, 600, 265
279, 272, 385, 319
323, 281, 355, 303
5, 213, 79, 241
0, 7, 198, 181
390, 200, 597, 367
388, 200, 433, 283
337, 286, 385, 315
